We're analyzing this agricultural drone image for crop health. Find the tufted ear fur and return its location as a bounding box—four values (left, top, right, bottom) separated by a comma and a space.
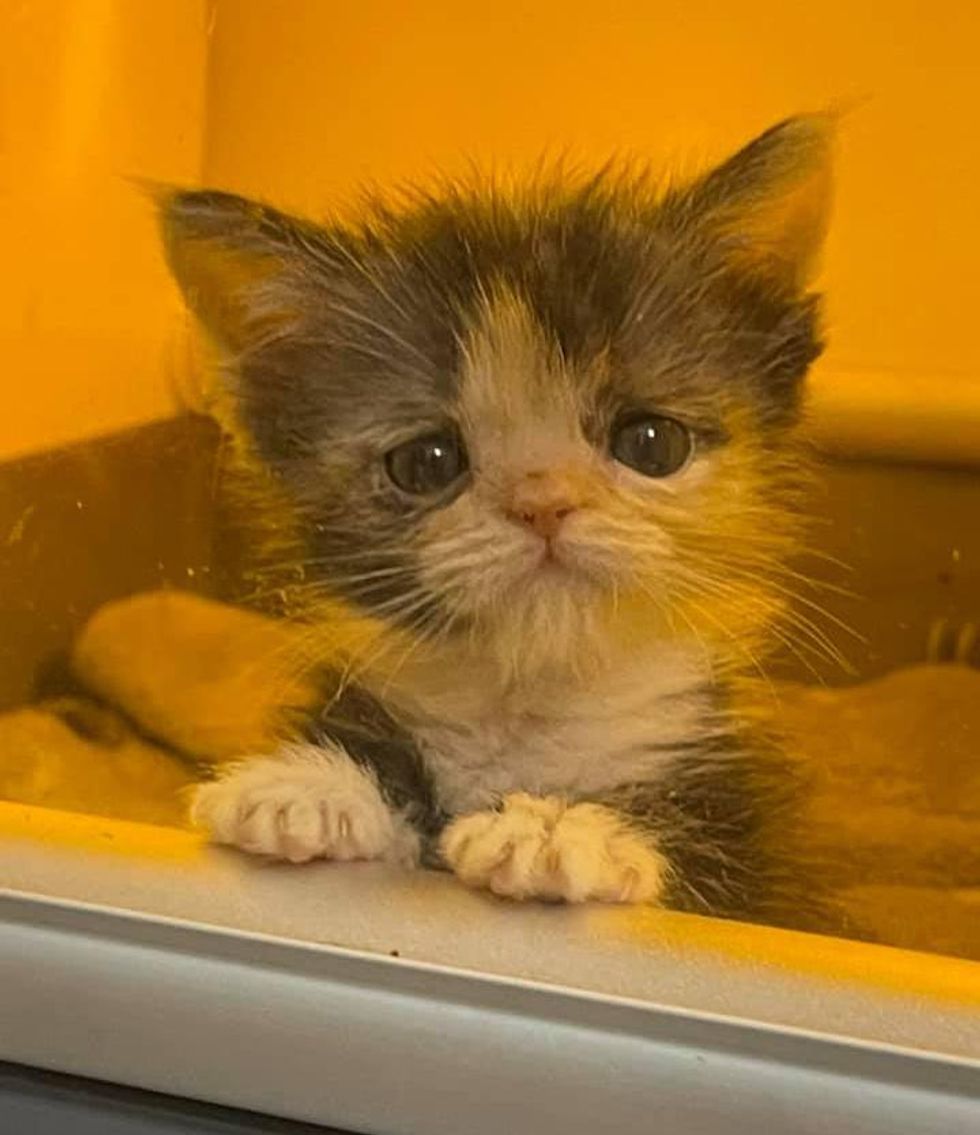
670, 113, 835, 292
158, 189, 326, 356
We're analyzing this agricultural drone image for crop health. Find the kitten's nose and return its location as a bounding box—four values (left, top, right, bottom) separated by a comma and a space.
506, 473, 581, 540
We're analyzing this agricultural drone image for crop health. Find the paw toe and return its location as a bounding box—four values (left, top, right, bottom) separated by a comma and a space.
236, 799, 282, 856
189, 781, 241, 844
277, 799, 329, 863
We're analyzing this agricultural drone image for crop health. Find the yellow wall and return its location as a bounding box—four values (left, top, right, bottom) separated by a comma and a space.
4, 2, 980, 460
0, 0, 209, 460
204, 1, 980, 398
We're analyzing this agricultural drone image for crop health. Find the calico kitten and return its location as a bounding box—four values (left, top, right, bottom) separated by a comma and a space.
160, 116, 836, 925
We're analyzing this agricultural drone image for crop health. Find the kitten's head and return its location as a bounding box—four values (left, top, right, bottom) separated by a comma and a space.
161, 116, 833, 680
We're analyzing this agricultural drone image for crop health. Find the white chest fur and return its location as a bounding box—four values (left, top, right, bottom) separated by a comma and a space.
388, 645, 715, 815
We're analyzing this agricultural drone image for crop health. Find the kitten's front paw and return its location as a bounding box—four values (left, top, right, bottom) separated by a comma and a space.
190, 744, 413, 864
440, 794, 667, 904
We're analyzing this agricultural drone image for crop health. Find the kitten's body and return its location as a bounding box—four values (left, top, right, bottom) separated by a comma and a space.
162, 116, 839, 928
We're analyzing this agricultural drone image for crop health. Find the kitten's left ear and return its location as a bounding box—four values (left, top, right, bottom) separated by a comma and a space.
673, 113, 836, 292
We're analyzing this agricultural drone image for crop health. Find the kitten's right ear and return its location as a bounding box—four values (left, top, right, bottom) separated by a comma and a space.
156, 189, 316, 355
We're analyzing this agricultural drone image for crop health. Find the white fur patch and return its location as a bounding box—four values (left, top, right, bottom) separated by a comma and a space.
190, 743, 419, 865
441, 793, 667, 903
397, 642, 713, 815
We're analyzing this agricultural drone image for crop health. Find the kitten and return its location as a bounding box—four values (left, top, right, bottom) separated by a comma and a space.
160, 116, 836, 925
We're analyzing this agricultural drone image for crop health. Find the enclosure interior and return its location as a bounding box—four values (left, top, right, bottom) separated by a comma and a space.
2, 0, 979, 1022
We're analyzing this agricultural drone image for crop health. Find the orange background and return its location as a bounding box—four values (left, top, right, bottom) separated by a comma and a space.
4, 0, 980, 460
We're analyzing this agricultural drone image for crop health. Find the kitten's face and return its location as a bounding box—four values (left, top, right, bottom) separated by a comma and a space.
408, 288, 770, 641
161, 116, 832, 670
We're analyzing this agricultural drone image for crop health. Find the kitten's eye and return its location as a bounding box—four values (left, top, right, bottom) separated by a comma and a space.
385, 431, 468, 496
610, 414, 692, 477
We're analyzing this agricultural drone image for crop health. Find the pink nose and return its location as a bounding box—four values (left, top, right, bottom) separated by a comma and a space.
510, 503, 576, 539
506, 475, 580, 539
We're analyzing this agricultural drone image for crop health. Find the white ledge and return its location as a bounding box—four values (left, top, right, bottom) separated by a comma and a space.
0, 802, 978, 1133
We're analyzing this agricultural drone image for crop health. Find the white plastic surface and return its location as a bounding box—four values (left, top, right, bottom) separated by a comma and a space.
1, 807, 978, 1133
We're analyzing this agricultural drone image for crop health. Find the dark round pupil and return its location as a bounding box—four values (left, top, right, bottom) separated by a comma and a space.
611, 415, 691, 477
386, 433, 466, 495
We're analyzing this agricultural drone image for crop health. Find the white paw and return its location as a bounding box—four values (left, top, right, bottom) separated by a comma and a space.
190, 744, 417, 865
440, 793, 667, 904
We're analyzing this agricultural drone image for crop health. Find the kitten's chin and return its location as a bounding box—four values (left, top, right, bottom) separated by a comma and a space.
470, 560, 626, 679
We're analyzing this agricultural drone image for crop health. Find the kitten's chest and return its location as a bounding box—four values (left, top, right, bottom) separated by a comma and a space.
407, 655, 713, 815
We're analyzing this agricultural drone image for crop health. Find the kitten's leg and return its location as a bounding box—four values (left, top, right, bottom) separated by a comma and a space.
440, 793, 668, 904
191, 743, 420, 866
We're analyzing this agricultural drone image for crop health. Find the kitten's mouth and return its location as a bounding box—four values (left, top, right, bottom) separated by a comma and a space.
505, 531, 604, 590
531, 539, 585, 579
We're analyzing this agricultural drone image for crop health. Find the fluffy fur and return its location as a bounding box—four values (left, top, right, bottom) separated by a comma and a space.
160, 115, 840, 925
